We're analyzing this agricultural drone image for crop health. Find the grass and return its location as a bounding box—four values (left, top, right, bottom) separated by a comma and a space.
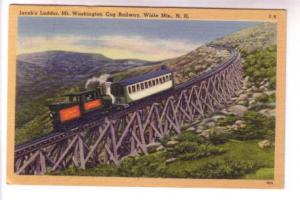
243, 168, 274, 180
53, 139, 274, 180
165, 140, 274, 179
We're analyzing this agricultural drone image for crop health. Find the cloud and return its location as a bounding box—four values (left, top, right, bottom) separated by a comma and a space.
17, 35, 200, 61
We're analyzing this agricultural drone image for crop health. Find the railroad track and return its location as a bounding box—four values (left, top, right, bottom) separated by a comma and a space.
14, 45, 243, 174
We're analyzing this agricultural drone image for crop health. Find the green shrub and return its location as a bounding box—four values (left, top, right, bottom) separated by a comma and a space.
218, 114, 239, 126
255, 93, 275, 104
173, 141, 199, 154
167, 141, 225, 161
243, 45, 277, 90
232, 111, 275, 140
177, 144, 225, 161
190, 160, 259, 179
208, 132, 229, 145
117, 152, 167, 177
164, 168, 190, 178
177, 131, 205, 144
50, 164, 118, 177
218, 111, 275, 141
160, 133, 177, 146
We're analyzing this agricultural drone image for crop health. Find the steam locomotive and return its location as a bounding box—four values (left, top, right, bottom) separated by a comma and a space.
49, 66, 174, 128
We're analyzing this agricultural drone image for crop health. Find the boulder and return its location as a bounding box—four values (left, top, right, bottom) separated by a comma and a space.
248, 99, 256, 105
251, 86, 258, 92
246, 88, 253, 93
166, 140, 179, 147
188, 72, 195, 77
220, 109, 230, 115
259, 108, 276, 117
240, 124, 247, 128
238, 100, 248, 106
187, 126, 196, 131
259, 80, 265, 86
156, 145, 165, 151
264, 82, 270, 88
236, 90, 244, 96
196, 125, 205, 133
230, 97, 238, 101
241, 86, 248, 90
197, 124, 205, 129
191, 119, 201, 126
235, 120, 245, 125
231, 124, 239, 131
201, 118, 214, 124
238, 93, 249, 101
199, 129, 210, 139
266, 90, 276, 96
258, 140, 272, 149
211, 115, 226, 121
253, 92, 263, 98
243, 76, 250, 86
206, 121, 216, 128
228, 105, 248, 116
166, 157, 177, 164
259, 85, 266, 90
214, 126, 228, 133
146, 142, 162, 153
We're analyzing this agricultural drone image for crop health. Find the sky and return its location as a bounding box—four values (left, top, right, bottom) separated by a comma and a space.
17, 17, 259, 61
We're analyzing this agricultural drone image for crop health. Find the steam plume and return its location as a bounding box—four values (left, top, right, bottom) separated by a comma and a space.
85, 74, 116, 104
85, 74, 111, 89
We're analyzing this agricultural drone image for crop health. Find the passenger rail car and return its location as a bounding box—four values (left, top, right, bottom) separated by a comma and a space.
111, 66, 173, 104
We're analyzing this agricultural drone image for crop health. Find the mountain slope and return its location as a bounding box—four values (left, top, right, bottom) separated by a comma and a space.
211, 22, 276, 54
16, 51, 151, 105
113, 45, 230, 85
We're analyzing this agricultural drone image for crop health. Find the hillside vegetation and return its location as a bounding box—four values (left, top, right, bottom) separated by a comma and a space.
52, 22, 278, 180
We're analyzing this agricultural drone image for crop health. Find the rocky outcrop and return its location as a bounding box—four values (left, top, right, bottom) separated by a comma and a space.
181, 69, 275, 140
228, 105, 248, 116
258, 140, 272, 149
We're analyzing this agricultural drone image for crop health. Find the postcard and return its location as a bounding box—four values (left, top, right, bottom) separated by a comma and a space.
7, 4, 286, 188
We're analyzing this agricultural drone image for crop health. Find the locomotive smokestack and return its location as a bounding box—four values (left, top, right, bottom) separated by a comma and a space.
104, 82, 116, 104
85, 73, 116, 104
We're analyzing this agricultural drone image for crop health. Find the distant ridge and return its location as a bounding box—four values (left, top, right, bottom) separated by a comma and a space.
16, 51, 151, 106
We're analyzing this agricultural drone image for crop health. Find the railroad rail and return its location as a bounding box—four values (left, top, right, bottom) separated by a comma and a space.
14, 46, 243, 175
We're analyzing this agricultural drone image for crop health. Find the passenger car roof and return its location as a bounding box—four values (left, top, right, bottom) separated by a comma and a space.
118, 66, 172, 86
